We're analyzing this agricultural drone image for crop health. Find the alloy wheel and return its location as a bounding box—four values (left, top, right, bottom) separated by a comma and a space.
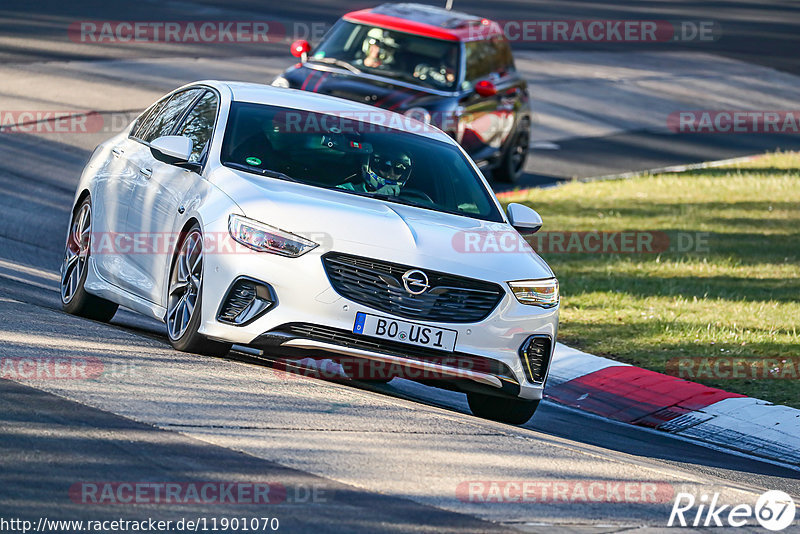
167, 230, 203, 340
61, 203, 91, 304
510, 126, 530, 175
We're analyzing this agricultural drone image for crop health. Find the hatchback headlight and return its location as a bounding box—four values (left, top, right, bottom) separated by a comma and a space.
228, 214, 318, 257
508, 278, 559, 308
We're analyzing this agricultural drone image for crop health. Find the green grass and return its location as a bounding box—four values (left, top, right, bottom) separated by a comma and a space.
505, 152, 800, 407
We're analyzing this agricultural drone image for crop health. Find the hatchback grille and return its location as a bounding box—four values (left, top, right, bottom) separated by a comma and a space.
321, 253, 504, 323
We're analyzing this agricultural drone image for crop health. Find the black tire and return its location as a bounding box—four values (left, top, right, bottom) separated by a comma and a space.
166, 224, 231, 357
61, 197, 119, 322
467, 392, 539, 425
493, 120, 531, 184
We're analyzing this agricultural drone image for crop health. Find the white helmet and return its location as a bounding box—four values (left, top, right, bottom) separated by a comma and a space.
362, 28, 398, 62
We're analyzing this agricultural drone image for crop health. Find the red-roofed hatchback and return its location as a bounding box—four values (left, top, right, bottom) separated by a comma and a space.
273, 3, 532, 183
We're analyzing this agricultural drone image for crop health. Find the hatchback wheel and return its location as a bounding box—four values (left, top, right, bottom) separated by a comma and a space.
467, 392, 539, 425
61, 197, 119, 322
494, 121, 530, 184
166, 225, 231, 356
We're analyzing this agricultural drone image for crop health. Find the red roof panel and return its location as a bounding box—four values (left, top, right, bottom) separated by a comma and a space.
343, 9, 503, 42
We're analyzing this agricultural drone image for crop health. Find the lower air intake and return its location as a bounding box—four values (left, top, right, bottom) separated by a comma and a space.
519, 336, 552, 384
217, 277, 275, 326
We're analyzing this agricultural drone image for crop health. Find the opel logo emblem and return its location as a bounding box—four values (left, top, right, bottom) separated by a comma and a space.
401, 269, 430, 295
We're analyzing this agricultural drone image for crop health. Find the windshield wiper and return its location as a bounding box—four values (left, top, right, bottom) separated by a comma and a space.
224, 162, 299, 183
308, 56, 362, 75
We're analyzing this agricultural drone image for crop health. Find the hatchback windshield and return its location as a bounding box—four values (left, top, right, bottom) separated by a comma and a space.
220, 102, 502, 222
309, 21, 460, 91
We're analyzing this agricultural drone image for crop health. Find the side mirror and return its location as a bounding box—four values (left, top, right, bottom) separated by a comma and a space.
290, 39, 310, 61
475, 80, 498, 97
150, 135, 193, 166
507, 203, 543, 235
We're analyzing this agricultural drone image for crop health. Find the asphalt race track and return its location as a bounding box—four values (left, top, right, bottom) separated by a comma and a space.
1, 103, 799, 534
3, 0, 800, 189
1, 1, 799, 532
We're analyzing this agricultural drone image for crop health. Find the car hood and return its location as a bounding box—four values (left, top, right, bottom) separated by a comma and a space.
213, 167, 554, 283
285, 65, 448, 113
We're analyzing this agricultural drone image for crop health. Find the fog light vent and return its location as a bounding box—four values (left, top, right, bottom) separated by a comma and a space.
519, 336, 552, 384
217, 277, 275, 326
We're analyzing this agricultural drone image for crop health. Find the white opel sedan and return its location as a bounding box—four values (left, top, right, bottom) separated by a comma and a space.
62, 81, 558, 424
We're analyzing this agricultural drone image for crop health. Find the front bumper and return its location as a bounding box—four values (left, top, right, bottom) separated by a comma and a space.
250, 322, 533, 398
198, 230, 559, 399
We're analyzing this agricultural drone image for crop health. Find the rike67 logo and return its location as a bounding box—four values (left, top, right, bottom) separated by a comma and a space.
669, 490, 796, 530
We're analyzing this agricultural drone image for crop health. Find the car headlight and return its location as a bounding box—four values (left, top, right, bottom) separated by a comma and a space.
228, 214, 318, 257
271, 76, 290, 88
508, 278, 559, 308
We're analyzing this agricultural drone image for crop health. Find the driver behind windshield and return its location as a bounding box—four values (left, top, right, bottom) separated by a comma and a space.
360, 28, 398, 69
338, 147, 412, 196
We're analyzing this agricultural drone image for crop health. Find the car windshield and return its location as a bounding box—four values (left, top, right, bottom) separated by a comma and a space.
220, 102, 503, 222
309, 21, 460, 91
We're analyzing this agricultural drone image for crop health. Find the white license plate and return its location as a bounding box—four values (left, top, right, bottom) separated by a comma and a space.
353, 312, 457, 352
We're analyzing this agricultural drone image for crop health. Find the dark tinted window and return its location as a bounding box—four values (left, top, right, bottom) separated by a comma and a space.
465, 37, 515, 83
142, 88, 204, 143
176, 91, 218, 163
220, 102, 503, 222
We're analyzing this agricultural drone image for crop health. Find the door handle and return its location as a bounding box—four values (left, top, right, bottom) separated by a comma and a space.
111, 147, 124, 157
139, 168, 152, 178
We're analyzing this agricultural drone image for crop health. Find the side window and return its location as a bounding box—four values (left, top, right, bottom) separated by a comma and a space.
465, 41, 494, 83
176, 91, 219, 163
131, 98, 168, 140
464, 37, 514, 84
142, 88, 204, 143
494, 37, 515, 75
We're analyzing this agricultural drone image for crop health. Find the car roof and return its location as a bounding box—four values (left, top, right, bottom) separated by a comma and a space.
343, 3, 504, 42
191, 80, 453, 143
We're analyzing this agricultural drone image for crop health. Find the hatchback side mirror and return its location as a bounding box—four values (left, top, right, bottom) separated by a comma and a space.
290, 39, 310, 61
507, 203, 543, 234
150, 135, 193, 165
